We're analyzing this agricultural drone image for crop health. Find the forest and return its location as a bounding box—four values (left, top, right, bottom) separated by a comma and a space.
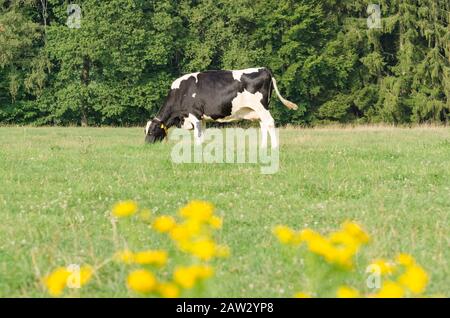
0, 0, 449, 126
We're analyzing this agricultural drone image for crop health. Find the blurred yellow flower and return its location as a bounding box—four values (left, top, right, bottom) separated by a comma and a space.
134, 250, 168, 266
396, 253, 415, 266
169, 220, 202, 242
127, 269, 157, 293
158, 282, 180, 298
173, 266, 197, 289
43, 265, 93, 296
342, 221, 370, 244
307, 236, 340, 264
293, 292, 311, 298
173, 264, 213, 289
209, 215, 223, 229
184, 219, 202, 236
79, 266, 94, 286
398, 264, 428, 294
153, 215, 176, 233
329, 231, 358, 246
273, 225, 295, 244
114, 250, 135, 264
373, 281, 404, 298
170, 226, 191, 242
337, 286, 360, 298
43, 267, 71, 297
333, 246, 356, 269
297, 228, 319, 242
189, 239, 216, 261
176, 238, 193, 252
192, 264, 214, 279
179, 200, 214, 222
112, 200, 138, 218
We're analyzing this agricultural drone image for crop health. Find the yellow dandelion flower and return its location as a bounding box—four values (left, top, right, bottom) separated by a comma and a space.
43, 267, 71, 297
398, 265, 428, 294
192, 264, 214, 279
173, 266, 197, 289
127, 269, 157, 293
189, 239, 217, 261
152, 215, 176, 233
184, 219, 202, 235
337, 286, 360, 298
342, 221, 370, 244
114, 250, 135, 264
329, 231, 358, 247
396, 253, 415, 267
176, 238, 193, 252
307, 236, 335, 260
158, 282, 180, 298
293, 292, 311, 298
370, 259, 395, 275
209, 215, 223, 229
79, 266, 94, 286
373, 281, 404, 298
296, 228, 321, 243
134, 250, 168, 266
273, 225, 295, 244
179, 200, 214, 222
170, 220, 201, 243
112, 200, 138, 218
170, 225, 192, 242
333, 246, 356, 269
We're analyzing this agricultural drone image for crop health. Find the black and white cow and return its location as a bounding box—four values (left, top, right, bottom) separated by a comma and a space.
144, 67, 297, 148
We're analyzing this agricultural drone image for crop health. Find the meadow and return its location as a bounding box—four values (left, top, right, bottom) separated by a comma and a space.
0, 126, 449, 297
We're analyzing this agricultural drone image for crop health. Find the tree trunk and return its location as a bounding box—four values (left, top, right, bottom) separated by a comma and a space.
80, 55, 90, 127
81, 109, 88, 127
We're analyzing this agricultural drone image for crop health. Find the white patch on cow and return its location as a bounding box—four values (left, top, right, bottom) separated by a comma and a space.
232, 68, 262, 81
181, 113, 203, 145
192, 93, 196, 98
145, 120, 152, 135
228, 89, 277, 148
231, 89, 265, 117
202, 90, 265, 123
171, 73, 200, 90
181, 113, 199, 130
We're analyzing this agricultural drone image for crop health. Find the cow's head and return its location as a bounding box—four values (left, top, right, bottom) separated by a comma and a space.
144, 118, 167, 143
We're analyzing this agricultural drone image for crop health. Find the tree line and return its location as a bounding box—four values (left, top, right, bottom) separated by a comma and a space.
0, 0, 449, 126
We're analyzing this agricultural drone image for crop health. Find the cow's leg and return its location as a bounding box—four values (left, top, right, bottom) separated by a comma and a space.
183, 113, 203, 145
259, 110, 277, 149
193, 117, 203, 145
260, 121, 268, 148
200, 120, 206, 143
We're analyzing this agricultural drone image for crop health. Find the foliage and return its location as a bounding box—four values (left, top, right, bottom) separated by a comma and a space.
1, 0, 448, 125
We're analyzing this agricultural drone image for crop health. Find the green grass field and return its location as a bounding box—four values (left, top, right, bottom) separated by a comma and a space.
0, 126, 449, 297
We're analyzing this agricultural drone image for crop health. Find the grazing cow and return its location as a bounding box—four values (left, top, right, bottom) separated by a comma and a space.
144, 67, 297, 148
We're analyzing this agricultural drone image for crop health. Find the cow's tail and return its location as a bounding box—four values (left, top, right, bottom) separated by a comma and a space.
271, 77, 298, 110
